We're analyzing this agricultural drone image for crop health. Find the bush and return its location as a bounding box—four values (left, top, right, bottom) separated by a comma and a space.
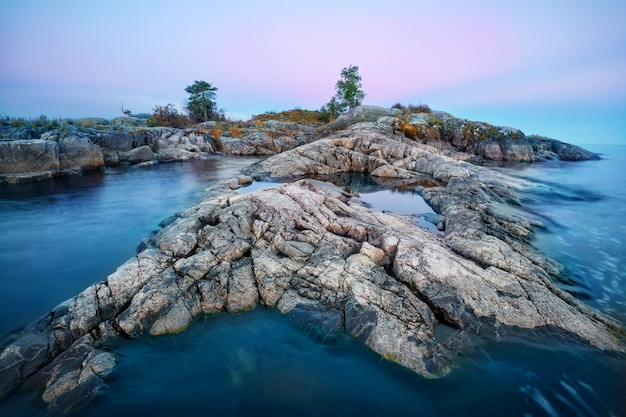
392, 102, 432, 114
147, 104, 191, 128
251, 109, 327, 125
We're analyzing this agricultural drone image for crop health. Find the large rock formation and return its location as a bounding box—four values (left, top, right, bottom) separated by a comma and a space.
0, 107, 598, 184
320, 107, 598, 162
0, 139, 60, 182
0, 122, 622, 413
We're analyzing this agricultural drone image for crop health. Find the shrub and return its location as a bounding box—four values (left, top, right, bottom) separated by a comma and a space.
211, 123, 222, 139
392, 102, 432, 114
147, 104, 190, 128
251, 109, 327, 125
407, 103, 432, 114
227, 121, 241, 138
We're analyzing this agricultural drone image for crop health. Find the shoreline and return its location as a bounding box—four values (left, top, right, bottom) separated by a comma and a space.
1, 109, 622, 413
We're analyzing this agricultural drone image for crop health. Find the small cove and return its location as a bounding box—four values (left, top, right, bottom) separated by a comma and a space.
0, 153, 624, 416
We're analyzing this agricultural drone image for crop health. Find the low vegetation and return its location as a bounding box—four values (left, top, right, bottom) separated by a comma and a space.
146, 104, 192, 128
391, 102, 432, 114
1, 114, 61, 130
250, 109, 327, 125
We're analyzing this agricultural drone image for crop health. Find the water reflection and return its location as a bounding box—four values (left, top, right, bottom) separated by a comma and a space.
238, 172, 441, 232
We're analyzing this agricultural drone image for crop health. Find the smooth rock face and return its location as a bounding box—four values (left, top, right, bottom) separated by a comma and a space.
0, 139, 59, 174
0, 121, 618, 413
321, 105, 403, 133
123, 145, 155, 164
57, 135, 104, 171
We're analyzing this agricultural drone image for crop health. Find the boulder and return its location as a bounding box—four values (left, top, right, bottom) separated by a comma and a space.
0, 139, 59, 174
157, 148, 199, 162
74, 118, 109, 128
123, 145, 155, 164
56, 135, 104, 171
152, 128, 218, 153
320, 105, 402, 134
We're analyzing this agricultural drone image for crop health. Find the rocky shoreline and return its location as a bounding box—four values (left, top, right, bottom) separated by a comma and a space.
0, 108, 621, 414
1, 106, 597, 184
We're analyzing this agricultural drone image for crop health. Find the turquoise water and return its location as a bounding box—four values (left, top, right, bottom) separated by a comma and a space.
0, 150, 624, 416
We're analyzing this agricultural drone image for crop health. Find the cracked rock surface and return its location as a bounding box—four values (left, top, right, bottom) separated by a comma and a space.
0, 123, 623, 413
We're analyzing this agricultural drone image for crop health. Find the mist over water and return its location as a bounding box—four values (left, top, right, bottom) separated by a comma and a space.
494, 145, 626, 322
0, 150, 624, 416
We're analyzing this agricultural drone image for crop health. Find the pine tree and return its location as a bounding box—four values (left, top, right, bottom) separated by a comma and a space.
185, 80, 218, 123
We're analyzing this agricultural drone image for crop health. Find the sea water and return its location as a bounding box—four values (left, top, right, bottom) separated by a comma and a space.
0, 149, 624, 416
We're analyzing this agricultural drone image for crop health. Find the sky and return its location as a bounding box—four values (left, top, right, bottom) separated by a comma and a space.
1, 0, 625, 144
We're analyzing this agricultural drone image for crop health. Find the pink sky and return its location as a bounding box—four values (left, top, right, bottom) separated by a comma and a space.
1, 0, 625, 144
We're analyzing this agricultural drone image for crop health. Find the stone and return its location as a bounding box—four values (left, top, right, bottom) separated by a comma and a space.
156, 148, 199, 162
0, 117, 619, 414
123, 145, 155, 164
320, 105, 403, 133
0, 139, 59, 174
56, 135, 104, 171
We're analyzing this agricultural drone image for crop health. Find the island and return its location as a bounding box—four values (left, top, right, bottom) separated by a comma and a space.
0, 106, 622, 413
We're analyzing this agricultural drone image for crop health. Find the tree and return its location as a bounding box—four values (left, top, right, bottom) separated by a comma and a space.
119, 102, 132, 117
321, 65, 365, 120
185, 80, 218, 123
319, 97, 342, 122
335, 65, 365, 111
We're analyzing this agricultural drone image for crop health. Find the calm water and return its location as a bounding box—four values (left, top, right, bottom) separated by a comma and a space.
0, 150, 625, 416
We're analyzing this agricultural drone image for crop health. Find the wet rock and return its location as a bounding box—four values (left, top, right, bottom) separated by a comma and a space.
22, 333, 115, 415
0, 122, 619, 414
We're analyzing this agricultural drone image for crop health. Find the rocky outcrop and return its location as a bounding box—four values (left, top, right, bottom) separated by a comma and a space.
0, 140, 60, 182
0, 127, 223, 183
0, 107, 598, 184
0, 123, 622, 413
323, 107, 598, 163
319, 105, 403, 134
527, 135, 599, 161
123, 145, 155, 164
56, 135, 104, 171
220, 120, 318, 155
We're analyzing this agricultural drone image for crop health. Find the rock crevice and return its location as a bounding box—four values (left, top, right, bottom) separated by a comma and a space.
0, 122, 621, 413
